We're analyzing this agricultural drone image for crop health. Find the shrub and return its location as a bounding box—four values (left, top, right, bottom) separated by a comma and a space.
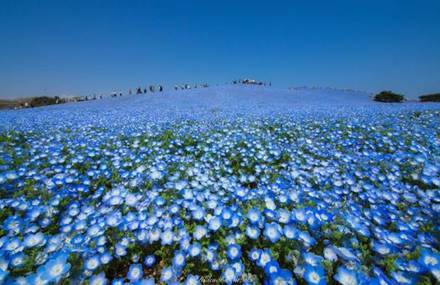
29, 96, 62, 108
374, 91, 404, 103
419, 93, 440, 102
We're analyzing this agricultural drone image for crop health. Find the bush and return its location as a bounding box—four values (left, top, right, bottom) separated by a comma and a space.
29, 96, 61, 108
374, 91, 405, 103
419, 93, 440, 102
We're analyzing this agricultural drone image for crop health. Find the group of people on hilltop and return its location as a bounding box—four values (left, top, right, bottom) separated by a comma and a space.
233, 79, 271, 86
129, 85, 164, 95
62, 82, 210, 104
174, 83, 209, 90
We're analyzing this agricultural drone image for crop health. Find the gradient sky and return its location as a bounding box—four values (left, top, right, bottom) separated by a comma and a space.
1, 0, 440, 99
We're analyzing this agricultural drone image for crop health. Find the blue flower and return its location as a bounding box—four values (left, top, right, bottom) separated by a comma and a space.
303, 252, 323, 267
248, 248, 262, 262
161, 230, 175, 245
89, 272, 108, 285
264, 260, 280, 275
23, 232, 46, 248
226, 244, 242, 260
247, 208, 262, 224
257, 249, 272, 267
264, 222, 282, 243
303, 265, 326, 285
184, 274, 201, 285
172, 250, 186, 269
391, 271, 415, 284
208, 216, 222, 231
133, 278, 155, 285
144, 255, 156, 268
268, 269, 296, 285
222, 265, 238, 284
160, 266, 175, 283
246, 225, 260, 239
193, 225, 207, 240
189, 243, 202, 257
85, 255, 101, 271
419, 249, 440, 271
127, 263, 143, 282
334, 266, 358, 285
39, 253, 71, 283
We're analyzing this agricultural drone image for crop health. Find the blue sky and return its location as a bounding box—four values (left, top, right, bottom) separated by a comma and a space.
1, 0, 439, 98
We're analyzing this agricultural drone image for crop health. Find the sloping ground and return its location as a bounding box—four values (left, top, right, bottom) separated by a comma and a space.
0, 85, 440, 284
0, 85, 437, 132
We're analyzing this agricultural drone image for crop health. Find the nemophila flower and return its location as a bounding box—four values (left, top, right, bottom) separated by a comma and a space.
249, 248, 262, 262
10, 252, 26, 268
221, 207, 233, 221
4, 237, 22, 252
264, 222, 282, 243
189, 243, 202, 257
184, 274, 201, 285
39, 253, 71, 283
208, 216, 222, 231
418, 248, 440, 270
292, 208, 308, 223
334, 266, 358, 285
100, 252, 112, 265
371, 242, 393, 256
283, 224, 299, 240
127, 263, 143, 282
268, 269, 296, 285
89, 272, 108, 285
390, 271, 415, 284
303, 252, 324, 267
257, 249, 272, 267
160, 266, 175, 283
246, 225, 260, 239
303, 265, 326, 285
193, 225, 207, 240
161, 230, 175, 245
144, 255, 156, 268
222, 265, 238, 284
264, 260, 280, 275
24, 232, 46, 248
111, 278, 124, 285
192, 207, 205, 221
335, 247, 359, 262
278, 209, 291, 224
172, 251, 186, 269
226, 244, 241, 260
205, 248, 217, 263
133, 278, 155, 285
88, 224, 104, 238
298, 231, 316, 247
323, 246, 338, 262
247, 208, 262, 224
85, 255, 101, 271
114, 244, 127, 257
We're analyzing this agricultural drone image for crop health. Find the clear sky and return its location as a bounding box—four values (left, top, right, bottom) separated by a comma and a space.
1, 0, 439, 99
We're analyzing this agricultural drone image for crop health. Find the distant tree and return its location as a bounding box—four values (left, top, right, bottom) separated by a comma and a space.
419, 93, 440, 102
374, 91, 404, 103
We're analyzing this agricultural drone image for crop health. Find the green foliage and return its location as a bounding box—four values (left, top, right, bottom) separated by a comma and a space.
419, 93, 440, 102
374, 91, 404, 103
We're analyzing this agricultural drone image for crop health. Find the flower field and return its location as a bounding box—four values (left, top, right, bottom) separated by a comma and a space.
0, 88, 439, 284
